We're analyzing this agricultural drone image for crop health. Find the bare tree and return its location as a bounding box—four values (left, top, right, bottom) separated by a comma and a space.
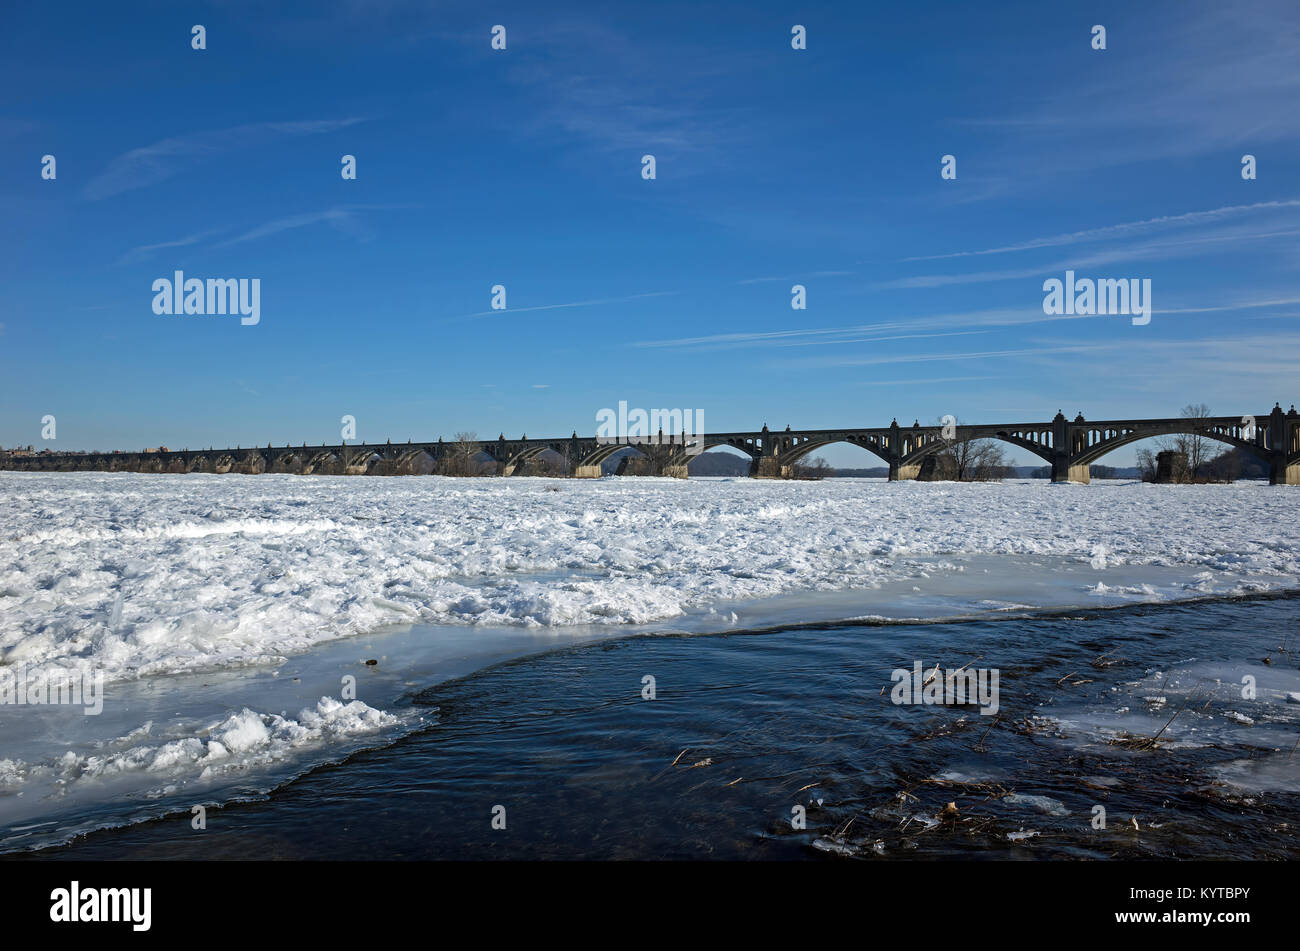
1153, 404, 1239, 483
439, 431, 482, 476
954, 439, 1008, 481
929, 419, 1009, 481
518, 449, 566, 477
613, 450, 656, 476
791, 456, 833, 480
1203, 451, 1241, 482
1157, 403, 1213, 480
1136, 448, 1157, 482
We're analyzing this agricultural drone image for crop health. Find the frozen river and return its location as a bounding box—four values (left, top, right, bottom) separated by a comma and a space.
1, 472, 1296, 854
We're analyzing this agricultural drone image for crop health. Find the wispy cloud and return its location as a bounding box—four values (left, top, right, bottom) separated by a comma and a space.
1014, 333, 1300, 402
446, 290, 679, 322
84, 118, 365, 200
939, 1, 1300, 195
499, 20, 758, 164
116, 229, 221, 265
735, 271, 856, 285
905, 200, 1300, 261
214, 204, 401, 247
1158, 296, 1300, 315
882, 225, 1300, 290
635, 306, 1102, 351
637, 289, 1300, 355
637, 327, 988, 353
857, 375, 996, 386
635, 324, 893, 349
784, 333, 1300, 406
779, 343, 1117, 370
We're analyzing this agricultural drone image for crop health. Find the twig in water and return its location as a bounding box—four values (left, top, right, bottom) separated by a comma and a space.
973, 714, 1000, 752
1140, 683, 1203, 751
650, 748, 691, 782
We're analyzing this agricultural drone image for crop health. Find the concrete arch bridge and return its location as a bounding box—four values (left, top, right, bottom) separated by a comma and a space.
4, 406, 1297, 485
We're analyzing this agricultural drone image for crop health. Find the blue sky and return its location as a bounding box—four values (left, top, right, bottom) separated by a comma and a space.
2, 0, 1298, 467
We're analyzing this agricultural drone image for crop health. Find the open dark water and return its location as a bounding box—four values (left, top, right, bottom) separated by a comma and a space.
10, 594, 1300, 860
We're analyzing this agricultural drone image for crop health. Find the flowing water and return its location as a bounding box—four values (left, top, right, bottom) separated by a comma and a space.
11, 593, 1299, 860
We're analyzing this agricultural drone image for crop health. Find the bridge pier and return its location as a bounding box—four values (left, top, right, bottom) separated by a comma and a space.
1267, 404, 1300, 484
1270, 457, 1300, 485
1050, 458, 1090, 484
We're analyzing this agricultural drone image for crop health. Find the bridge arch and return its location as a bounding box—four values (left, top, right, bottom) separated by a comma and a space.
391, 448, 437, 474
575, 441, 652, 470
699, 435, 760, 459
779, 437, 890, 470
350, 450, 384, 474
581, 443, 651, 472
269, 451, 306, 474
235, 451, 267, 474
899, 430, 1054, 469
1071, 424, 1271, 468
502, 444, 571, 476
685, 443, 756, 477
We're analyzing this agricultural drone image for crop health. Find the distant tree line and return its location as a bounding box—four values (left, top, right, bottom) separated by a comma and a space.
1134, 404, 1266, 483
918, 430, 1014, 481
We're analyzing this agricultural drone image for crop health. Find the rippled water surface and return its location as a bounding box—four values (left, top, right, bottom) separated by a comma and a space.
14, 594, 1300, 860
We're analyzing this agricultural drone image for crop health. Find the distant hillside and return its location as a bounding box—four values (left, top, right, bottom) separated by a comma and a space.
687, 452, 752, 476
824, 467, 890, 478
599, 450, 754, 476
1020, 465, 1141, 479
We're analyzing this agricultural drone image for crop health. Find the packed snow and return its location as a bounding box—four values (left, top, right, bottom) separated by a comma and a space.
0, 471, 1296, 851
2, 472, 1297, 687
0, 697, 397, 793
